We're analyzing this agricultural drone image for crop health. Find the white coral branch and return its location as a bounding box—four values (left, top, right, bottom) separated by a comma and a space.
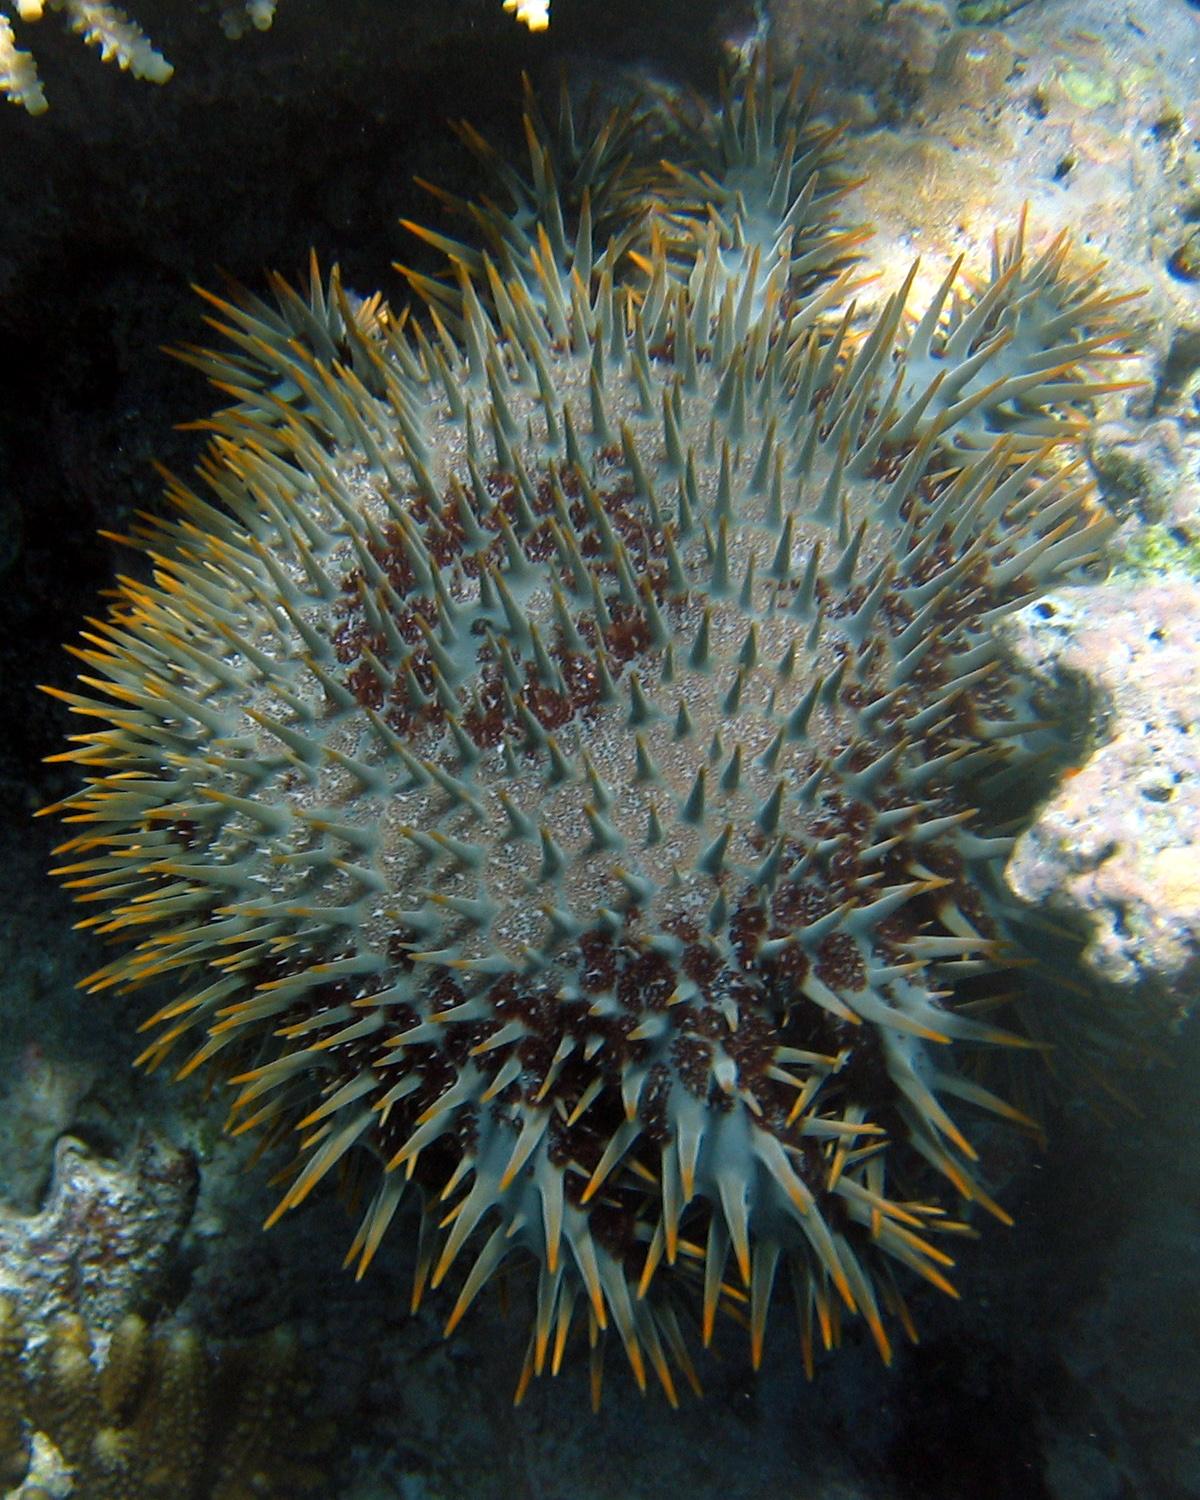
0, 0, 279, 113
55, 0, 173, 81
0, 9, 46, 111
219, 0, 276, 40
503, 0, 550, 30
1, 0, 543, 116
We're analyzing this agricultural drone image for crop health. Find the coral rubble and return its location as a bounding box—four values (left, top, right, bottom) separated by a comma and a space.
45, 53, 1131, 1400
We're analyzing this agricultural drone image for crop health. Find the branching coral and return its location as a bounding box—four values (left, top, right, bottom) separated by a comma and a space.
503, 0, 550, 30
0, 1296, 330, 1498
2, 0, 173, 113
1, 0, 546, 114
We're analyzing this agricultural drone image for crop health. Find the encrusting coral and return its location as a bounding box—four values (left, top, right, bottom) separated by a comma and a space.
44, 53, 1133, 1404
0, 1295, 328, 1498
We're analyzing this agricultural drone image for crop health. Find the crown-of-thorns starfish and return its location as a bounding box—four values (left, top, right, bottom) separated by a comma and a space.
44, 53, 1131, 1405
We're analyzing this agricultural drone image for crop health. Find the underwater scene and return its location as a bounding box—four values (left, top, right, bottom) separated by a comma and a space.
0, 0, 1197, 1495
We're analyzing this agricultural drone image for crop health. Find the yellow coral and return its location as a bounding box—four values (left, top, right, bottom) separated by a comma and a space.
0, 10, 45, 112
0, 1298, 330, 1498
504, 0, 550, 30
0, 1298, 30, 1487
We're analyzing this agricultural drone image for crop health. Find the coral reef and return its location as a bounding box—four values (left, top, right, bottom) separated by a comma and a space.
1005, 580, 1200, 1015
766, 0, 1200, 1051
765, 0, 956, 123
812, 0, 1186, 358
0, 1296, 328, 1498
1088, 418, 1199, 537
44, 51, 1130, 1402
0, 1133, 195, 1341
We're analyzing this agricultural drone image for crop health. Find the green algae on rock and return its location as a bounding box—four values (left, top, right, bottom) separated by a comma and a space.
44, 54, 1127, 1402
